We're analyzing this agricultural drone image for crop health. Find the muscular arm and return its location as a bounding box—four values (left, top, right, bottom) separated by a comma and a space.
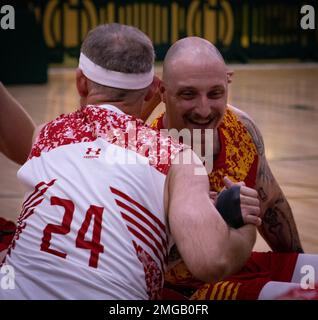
239, 112, 303, 253
165, 149, 256, 282
0, 82, 35, 164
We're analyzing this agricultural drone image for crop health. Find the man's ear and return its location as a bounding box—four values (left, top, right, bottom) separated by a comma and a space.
76, 68, 88, 97
140, 76, 162, 121
160, 81, 166, 104
144, 75, 161, 102
226, 70, 234, 84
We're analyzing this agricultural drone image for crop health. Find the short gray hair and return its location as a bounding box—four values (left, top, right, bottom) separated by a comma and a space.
81, 23, 155, 74
81, 23, 155, 99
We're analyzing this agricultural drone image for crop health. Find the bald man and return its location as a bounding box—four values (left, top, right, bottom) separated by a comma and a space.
156, 37, 302, 252
147, 37, 318, 300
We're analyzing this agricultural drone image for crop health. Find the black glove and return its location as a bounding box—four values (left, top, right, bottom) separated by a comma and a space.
215, 185, 244, 229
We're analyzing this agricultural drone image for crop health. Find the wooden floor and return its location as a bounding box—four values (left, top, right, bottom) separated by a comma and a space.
1, 63, 318, 253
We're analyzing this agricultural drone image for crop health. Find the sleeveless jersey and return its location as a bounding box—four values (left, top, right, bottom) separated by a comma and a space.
151, 106, 259, 191
151, 106, 259, 298
1, 104, 183, 300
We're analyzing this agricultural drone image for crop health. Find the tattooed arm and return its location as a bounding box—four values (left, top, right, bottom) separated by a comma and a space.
232, 107, 303, 252
255, 157, 303, 252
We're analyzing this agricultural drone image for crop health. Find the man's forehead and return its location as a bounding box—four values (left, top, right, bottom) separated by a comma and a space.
174, 81, 226, 92
168, 66, 227, 89
168, 56, 226, 77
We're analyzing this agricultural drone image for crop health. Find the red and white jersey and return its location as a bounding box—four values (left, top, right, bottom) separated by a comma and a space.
0, 104, 183, 300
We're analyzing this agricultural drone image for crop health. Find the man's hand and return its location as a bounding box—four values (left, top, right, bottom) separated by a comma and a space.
213, 177, 261, 227
223, 177, 261, 226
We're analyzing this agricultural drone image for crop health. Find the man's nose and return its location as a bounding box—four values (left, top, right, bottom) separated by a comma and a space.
194, 96, 211, 118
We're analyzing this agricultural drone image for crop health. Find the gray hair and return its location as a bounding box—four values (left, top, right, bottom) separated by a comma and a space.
81, 23, 155, 99
81, 23, 154, 74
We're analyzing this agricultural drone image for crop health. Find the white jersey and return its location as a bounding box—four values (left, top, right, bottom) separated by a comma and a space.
0, 104, 183, 300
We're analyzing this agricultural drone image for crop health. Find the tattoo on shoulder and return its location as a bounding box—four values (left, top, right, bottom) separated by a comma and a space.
258, 187, 268, 202
240, 115, 265, 156
240, 115, 275, 185
258, 156, 275, 185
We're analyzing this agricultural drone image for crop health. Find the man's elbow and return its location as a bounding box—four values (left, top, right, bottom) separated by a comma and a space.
189, 258, 228, 283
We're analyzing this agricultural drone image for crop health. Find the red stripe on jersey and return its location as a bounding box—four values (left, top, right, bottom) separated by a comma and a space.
114, 199, 167, 250
121, 212, 167, 260
8, 180, 56, 256
19, 198, 44, 223
110, 187, 166, 232
22, 192, 47, 212
127, 226, 164, 271
23, 179, 56, 209
22, 181, 47, 207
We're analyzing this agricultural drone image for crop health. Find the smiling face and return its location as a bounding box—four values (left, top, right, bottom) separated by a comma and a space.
162, 54, 228, 136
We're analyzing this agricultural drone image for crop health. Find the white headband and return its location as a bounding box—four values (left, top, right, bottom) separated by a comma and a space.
78, 53, 154, 90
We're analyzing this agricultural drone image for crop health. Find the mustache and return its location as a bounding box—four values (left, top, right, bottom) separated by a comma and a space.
187, 114, 215, 122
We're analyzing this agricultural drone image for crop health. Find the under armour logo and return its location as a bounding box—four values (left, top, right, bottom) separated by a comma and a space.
84, 148, 101, 159
86, 148, 101, 155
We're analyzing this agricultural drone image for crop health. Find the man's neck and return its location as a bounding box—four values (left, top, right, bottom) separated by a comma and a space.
81, 95, 142, 118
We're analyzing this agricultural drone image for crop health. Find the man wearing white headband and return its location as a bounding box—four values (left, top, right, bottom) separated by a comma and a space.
0, 23, 257, 299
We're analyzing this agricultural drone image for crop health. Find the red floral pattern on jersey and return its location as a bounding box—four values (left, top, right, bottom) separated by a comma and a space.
30, 105, 183, 175
133, 241, 163, 300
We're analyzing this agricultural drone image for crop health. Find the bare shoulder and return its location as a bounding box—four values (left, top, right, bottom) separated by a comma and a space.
228, 104, 265, 156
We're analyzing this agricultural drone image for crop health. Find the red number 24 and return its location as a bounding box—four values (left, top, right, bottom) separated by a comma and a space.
40, 196, 104, 268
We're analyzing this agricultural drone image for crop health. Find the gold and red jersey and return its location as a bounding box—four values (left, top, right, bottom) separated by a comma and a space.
151, 107, 301, 301
151, 106, 260, 299
151, 106, 259, 191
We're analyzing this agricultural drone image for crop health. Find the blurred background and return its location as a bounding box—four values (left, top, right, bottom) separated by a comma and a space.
0, 0, 318, 252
